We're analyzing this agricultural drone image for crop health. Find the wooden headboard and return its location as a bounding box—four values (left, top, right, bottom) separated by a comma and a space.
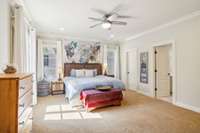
64, 63, 102, 77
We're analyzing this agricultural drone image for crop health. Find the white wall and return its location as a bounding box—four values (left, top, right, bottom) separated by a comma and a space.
121, 15, 200, 112
0, 0, 10, 72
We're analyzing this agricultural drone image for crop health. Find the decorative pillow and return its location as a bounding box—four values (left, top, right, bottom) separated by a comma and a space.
70, 69, 76, 77
93, 69, 97, 76
85, 69, 94, 77
96, 85, 112, 91
75, 69, 85, 77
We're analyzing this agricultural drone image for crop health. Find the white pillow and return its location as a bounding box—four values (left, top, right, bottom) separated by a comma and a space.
75, 70, 85, 77
85, 69, 94, 77
93, 69, 97, 76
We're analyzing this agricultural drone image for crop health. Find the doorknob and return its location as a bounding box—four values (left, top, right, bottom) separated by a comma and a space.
127, 72, 130, 74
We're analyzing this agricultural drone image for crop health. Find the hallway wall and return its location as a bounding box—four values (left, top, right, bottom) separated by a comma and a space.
121, 14, 200, 112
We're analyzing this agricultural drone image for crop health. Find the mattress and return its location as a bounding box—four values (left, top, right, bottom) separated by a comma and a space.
64, 75, 125, 100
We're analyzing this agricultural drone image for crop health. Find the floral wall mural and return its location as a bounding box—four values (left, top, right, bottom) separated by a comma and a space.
63, 40, 102, 63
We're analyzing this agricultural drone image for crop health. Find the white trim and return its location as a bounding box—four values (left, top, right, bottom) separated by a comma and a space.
175, 102, 200, 113
152, 40, 177, 104
126, 10, 200, 41
136, 89, 154, 98
10, 0, 33, 23
37, 32, 108, 44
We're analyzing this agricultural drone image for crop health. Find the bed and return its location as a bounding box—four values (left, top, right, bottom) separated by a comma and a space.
63, 63, 125, 105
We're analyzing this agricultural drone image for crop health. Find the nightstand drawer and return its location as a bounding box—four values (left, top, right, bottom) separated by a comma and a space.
52, 83, 64, 91
51, 81, 64, 95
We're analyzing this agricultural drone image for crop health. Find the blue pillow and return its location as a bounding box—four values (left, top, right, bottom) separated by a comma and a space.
93, 69, 97, 76
70, 69, 76, 77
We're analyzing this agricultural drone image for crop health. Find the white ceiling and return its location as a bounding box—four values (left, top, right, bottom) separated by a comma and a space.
23, 0, 200, 41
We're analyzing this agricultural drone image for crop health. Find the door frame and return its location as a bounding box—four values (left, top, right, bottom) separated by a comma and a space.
152, 40, 177, 104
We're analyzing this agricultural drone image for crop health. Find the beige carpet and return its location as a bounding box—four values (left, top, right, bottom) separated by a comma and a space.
33, 90, 200, 133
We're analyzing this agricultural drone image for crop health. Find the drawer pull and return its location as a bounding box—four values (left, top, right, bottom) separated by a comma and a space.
20, 86, 25, 90
19, 103, 25, 108
19, 121, 25, 125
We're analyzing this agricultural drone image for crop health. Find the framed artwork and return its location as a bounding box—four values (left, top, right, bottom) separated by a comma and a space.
140, 52, 148, 84
63, 40, 102, 63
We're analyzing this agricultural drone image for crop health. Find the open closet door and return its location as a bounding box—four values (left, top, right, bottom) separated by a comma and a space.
155, 45, 171, 97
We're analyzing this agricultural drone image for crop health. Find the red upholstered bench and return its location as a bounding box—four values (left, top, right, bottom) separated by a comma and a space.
80, 89, 123, 111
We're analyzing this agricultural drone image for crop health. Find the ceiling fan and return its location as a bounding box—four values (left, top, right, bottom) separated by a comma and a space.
89, 4, 133, 29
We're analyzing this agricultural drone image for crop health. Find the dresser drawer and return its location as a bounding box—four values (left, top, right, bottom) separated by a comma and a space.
18, 118, 32, 133
19, 76, 33, 98
18, 107, 32, 133
18, 89, 33, 117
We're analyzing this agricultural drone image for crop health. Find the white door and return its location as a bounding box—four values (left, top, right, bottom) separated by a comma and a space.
126, 49, 138, 90
156, 45, 171, 97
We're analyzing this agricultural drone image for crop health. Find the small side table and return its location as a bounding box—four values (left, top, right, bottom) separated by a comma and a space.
51, 80, 64, 95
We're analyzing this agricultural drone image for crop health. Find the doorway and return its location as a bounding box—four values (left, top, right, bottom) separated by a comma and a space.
154, 44, 173, 103
126, 48, 138, 90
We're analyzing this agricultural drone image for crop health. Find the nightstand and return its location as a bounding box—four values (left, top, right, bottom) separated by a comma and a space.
51, 80, 64, 95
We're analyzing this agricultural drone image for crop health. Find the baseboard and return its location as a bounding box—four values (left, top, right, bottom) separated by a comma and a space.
135, 90, 200, 113
136, 89, 154, 98
174, 102, 200, 113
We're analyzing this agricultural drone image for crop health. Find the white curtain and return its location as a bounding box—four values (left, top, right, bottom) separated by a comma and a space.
103, 45, 108, 65
13, 6, 26, 72
104, 44, 120, 79
13, 6, 37, 104
115, 45, 120, 79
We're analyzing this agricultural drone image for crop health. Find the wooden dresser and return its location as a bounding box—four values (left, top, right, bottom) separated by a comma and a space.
0, 73, 33, 133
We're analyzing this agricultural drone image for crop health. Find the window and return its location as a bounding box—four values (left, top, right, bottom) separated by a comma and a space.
37, 40, 62, 81
43, 47, 57, 81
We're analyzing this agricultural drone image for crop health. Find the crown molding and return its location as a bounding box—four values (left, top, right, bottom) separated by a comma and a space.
10, 0, 34, 25
126, 10, 200, 41
37, 32, 110, 44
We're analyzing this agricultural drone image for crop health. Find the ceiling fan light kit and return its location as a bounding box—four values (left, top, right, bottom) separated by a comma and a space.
102, 22, 111, 29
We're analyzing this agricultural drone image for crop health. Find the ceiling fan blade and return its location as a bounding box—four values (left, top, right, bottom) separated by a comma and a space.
111, 21, 127, 25
89, 23, 102, 28
92, 8, 107, 15
110, 4, 123, 14
117, 15, 133, 19
88, 17, 104, 21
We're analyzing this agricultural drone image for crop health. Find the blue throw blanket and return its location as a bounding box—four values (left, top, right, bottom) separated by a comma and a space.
64, 75, 125, 100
